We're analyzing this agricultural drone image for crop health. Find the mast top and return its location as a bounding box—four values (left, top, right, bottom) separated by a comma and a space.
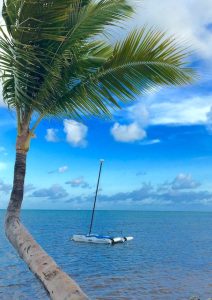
100, 159, 104, 163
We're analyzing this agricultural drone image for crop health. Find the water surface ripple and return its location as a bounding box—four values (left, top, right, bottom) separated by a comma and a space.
0, 210, 212, 299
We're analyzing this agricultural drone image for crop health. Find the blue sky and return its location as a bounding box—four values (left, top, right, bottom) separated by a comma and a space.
1, 0, 212, 210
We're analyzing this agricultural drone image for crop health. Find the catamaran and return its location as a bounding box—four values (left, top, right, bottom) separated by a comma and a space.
72, 159, 133, 245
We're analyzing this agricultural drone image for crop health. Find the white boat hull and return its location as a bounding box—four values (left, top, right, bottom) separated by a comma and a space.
72, 234, 133, 244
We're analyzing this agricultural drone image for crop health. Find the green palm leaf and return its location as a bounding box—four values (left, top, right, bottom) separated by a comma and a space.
0, 0, 197, 128
52, 29, 196, 117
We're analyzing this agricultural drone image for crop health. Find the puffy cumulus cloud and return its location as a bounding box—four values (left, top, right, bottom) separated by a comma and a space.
30, 184, 68, 200
130, 0, 212, 60
157, 173, 201, 192
149, 95, 212, 126
113, 94, 212, 137
63, 119, 88, 147
155, 189, 212, 208
127, 94, 212, 128
65, 176, 91, 189
100, 182, 154, 202
127, 102, 149, 126
66, 183, 154, 204
110, 104, 150, 143
111, 122, 146, 143
0, 180, 12, 194
64, 172, 210, 209
45, 128, 58, 142
172, 173, 201, 190
65, 181, 212, 209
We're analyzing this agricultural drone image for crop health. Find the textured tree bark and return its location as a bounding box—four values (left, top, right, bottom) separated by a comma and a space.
5, 134, 89, 299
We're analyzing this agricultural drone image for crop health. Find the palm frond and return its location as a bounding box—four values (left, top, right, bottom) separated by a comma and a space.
52, 29, 196, 117
0, 1, 196, 125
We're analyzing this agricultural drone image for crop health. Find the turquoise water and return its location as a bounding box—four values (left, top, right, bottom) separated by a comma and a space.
0, 210, 212, 299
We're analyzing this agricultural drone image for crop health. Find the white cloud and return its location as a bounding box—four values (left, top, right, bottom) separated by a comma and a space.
48, 165, 69, 174
149, 96, 212, 125
127, 102, 149, 125
65, 176, 90, 189
63, 119, 88, 147
0, 162, 7, 171
172, 173, 201, 190
114, 1, 212, 129
130, 0, 212, 60
111, 122, 146, 143
141, 139, 161, 146
58, 166, 68, 173
126, 94, 212, 126
45, 128, 58, 142
31, 184, 68, 200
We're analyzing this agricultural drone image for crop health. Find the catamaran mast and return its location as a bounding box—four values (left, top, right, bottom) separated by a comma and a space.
88, 159, 104, 235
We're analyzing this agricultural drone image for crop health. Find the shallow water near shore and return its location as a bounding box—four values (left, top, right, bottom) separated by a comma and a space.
0, 210, 212, 299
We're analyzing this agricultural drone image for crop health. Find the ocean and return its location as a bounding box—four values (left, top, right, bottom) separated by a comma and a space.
0, 210, 212, 300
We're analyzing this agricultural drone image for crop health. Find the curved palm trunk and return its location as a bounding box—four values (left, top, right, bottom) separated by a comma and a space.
5, 139, 88, 299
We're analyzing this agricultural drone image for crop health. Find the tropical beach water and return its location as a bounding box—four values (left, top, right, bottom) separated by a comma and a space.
0, 210, 211, 300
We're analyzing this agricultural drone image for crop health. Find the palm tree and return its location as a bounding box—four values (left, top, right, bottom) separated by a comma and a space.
1, 0, 196, 299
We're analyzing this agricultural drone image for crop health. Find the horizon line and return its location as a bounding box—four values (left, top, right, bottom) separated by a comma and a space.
0, 209, 211, 213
